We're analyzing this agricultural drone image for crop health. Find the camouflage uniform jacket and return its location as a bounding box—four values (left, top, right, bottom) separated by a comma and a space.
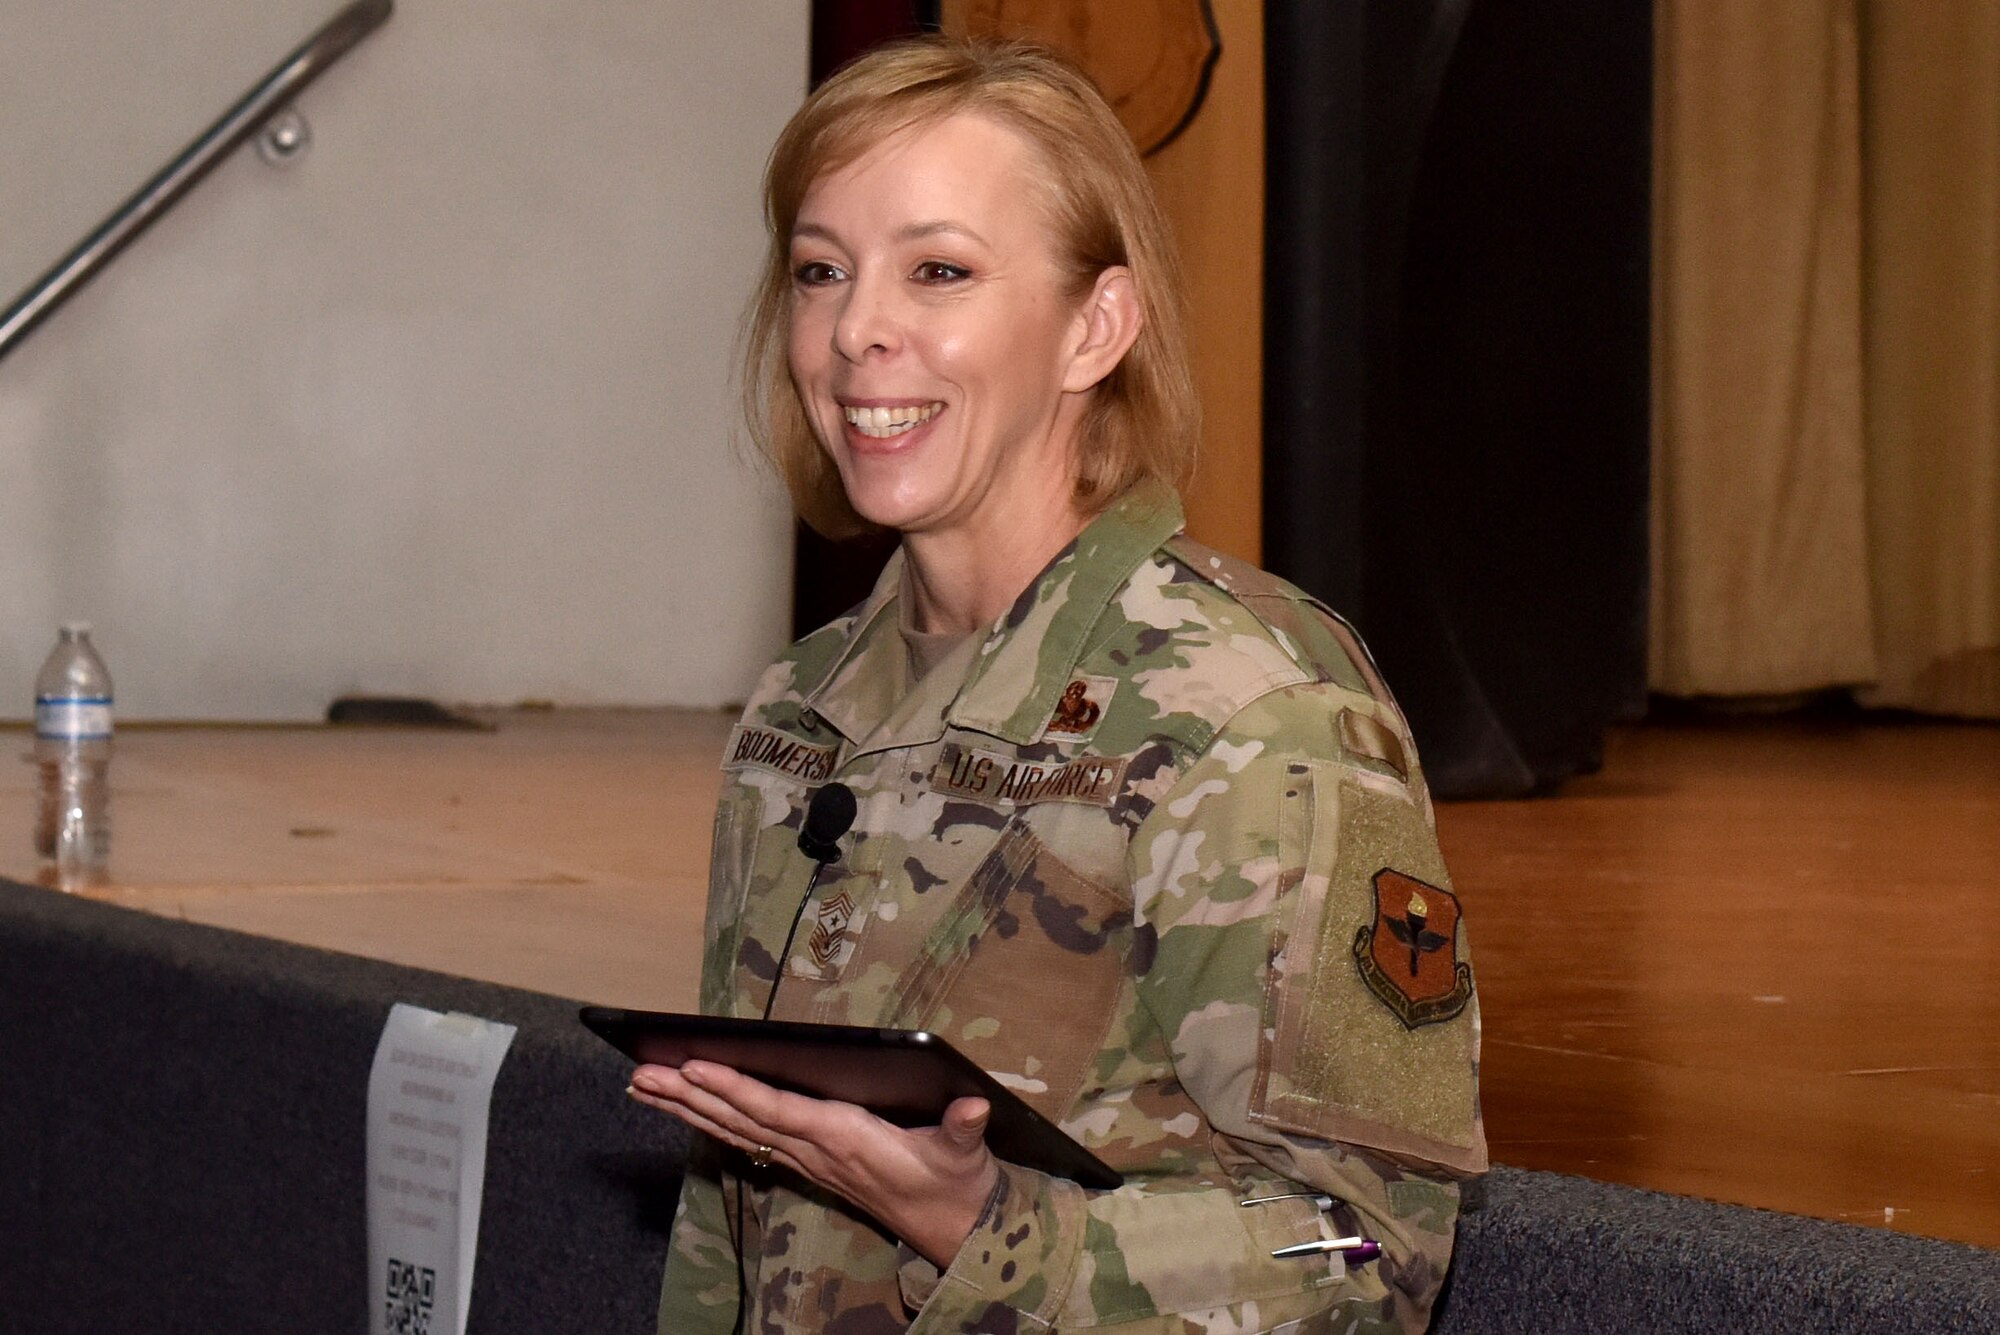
659, 485, 1486, 1334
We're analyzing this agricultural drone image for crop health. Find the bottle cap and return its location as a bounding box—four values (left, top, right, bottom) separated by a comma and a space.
61, 621, 93, 637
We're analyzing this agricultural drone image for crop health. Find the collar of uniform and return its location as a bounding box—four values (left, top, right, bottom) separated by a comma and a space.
799, 485, 1186, 750
948, 482, 1186, 744
798, 546, 911, 747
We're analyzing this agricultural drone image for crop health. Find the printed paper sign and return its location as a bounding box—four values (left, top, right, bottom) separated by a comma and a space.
366, 1004, 517, 1335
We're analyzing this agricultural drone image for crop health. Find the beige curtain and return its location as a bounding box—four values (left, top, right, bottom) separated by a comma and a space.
1857, 3, 2000, 715
1652, 0, 2000, 717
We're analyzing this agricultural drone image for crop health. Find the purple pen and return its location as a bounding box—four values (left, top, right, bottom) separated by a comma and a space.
1268, 1235, 1382, 1262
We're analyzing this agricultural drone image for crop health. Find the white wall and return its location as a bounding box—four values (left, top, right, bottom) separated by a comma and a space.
0, 0, 805, 718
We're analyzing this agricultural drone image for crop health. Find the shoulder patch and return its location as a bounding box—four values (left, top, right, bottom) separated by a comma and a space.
1250, 767, 1483, 1171
1354, 870, 1473, 1028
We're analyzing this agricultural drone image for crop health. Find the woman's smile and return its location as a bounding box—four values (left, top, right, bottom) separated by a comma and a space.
839, 399, 946, 449
786, 113, 1094, 547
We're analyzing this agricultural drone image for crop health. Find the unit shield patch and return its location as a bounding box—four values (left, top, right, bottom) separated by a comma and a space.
1353, 869, 1473, 1028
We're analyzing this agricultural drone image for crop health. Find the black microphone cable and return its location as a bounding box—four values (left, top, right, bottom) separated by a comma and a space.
732, 780, 857, 1333
762, 780, 857, 1019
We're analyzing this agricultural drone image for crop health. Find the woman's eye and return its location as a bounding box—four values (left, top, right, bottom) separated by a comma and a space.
792, 261, 845, 286
913, 261, 970, 284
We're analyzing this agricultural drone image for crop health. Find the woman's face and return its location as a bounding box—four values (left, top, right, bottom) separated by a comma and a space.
786, 113, 1111, 541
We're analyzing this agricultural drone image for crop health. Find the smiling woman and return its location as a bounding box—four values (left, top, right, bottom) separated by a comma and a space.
627, 37, 1485, 1335
783, 112, 1135, 627
740, 40, 1198, 549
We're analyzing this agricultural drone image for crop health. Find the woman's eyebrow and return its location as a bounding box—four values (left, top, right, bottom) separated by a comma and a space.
790, 221, 843, 247
895, 220, 991, 247
788, 220, 992, 248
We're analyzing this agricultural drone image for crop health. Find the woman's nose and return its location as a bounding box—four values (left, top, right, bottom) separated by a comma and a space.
832, 273, 898, 362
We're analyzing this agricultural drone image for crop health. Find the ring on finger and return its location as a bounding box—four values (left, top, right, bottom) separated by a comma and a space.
749, 1143, 774, 1169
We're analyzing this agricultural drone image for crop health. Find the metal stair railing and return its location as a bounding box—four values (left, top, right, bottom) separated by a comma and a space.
0, 0, 394, 363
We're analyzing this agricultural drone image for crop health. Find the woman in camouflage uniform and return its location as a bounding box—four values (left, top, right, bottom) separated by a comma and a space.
628, 39, 1485, 1335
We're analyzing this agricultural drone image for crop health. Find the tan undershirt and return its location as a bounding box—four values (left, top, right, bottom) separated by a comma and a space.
902, 624, 971, 683
897, 565, 978, 685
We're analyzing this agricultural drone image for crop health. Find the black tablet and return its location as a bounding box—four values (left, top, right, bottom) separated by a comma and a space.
580, 1007, 1122, 1190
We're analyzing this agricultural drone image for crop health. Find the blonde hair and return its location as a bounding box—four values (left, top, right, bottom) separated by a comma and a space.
741, 38, 1200, 539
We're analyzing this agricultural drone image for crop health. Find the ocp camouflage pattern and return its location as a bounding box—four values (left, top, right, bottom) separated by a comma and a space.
659, 484, 1486, 1334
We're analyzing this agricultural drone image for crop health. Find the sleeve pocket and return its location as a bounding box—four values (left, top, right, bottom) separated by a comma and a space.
1250, 763, 1486, 1174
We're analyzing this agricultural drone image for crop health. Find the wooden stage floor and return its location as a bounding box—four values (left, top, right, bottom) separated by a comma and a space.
4, 709, 1994, 1252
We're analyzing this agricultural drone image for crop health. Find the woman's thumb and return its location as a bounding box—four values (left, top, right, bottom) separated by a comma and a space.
944, 1097, 991, 1148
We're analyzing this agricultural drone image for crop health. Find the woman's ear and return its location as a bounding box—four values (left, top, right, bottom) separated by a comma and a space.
1061, 267, 1144, 394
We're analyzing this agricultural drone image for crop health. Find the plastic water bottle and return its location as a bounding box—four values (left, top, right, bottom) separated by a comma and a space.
34, 623, 113, 888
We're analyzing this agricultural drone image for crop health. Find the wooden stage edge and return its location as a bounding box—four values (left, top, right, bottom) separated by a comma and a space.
4, 708, 1995, 1252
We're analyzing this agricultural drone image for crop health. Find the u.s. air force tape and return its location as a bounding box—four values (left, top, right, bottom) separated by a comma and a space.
723, 725, 838, 783
929, 742, 1127, 808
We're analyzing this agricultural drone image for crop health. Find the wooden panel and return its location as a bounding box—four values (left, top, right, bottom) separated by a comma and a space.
1146, 0, 1263, 562
941, 0, 1264, 561
941, 0, 1218, 154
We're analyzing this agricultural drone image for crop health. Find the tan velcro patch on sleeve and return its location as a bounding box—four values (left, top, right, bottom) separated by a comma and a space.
1250, 766, 1486, 1173
1338, 707, 1409, 782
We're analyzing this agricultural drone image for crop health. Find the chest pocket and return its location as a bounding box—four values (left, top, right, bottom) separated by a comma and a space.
879, 821, 1131, 1122
703, 775, 821, 1016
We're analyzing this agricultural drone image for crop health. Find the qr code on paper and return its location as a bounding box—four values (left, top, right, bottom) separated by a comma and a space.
384, 1257, 436, 1335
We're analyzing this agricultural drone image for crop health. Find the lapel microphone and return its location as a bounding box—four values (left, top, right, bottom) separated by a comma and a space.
797, 781, 856, 864
762, 781, 857, 1020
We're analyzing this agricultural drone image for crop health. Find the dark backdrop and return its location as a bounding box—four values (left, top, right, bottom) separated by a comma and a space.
1264, 0, 1653, 797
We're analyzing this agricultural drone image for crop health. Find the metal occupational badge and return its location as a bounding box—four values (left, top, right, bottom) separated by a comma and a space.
1353, 869, 1473, 1028
1039, 674, 1116, 742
